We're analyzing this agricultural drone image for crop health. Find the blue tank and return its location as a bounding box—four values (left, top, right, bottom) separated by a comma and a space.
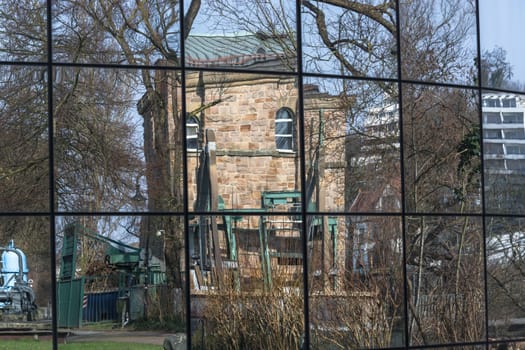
0, 240, 36, 319
1, 240, 29, 288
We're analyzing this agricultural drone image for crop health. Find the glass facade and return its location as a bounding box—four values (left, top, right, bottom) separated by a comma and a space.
0, 1, 524, 349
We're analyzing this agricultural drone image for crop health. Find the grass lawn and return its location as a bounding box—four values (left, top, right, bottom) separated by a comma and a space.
0, 339, 161, 349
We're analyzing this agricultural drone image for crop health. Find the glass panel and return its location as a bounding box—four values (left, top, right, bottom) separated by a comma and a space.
309, 215, 405, 349
0, 217, 51, 347
275, 120, 290, 134
486, 217, 525, 340
185, 71, 299, 212
399, 0, 477, 85
302, 1, 396, 78
54, 66, 187, 213
406, 215, 485, 346
56, 215, 186, 346
480, 0, 525, 91
52, 1, 181, 66
483, 92, 525, 214
402, 85, 481, 214
304, 78, 400, 214
0, 1, 47, 62
187, 1, 297, 72
190, 214, 304, 349
0, 65, 49, 212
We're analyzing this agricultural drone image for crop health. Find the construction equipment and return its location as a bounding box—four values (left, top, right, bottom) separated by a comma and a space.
0, 240, 37, 320
57, 222, 148, 328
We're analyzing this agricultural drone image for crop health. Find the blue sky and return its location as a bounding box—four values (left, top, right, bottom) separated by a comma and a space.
479, 0, 525, 83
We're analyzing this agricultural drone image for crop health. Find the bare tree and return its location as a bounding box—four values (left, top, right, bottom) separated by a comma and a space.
54, 2, 203, 323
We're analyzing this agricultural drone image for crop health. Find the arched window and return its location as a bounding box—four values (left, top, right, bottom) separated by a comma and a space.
275, 108, 294, 152
186, 115, 199, 151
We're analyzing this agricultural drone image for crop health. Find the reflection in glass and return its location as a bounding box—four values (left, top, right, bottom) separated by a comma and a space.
402, 84, 481, 214
185, 71, 299, 212
486, 217, 525, 340
301, 1, 396, 78
0, 65, 48, 212
190, 215, 304, 349
400, 0, 477, 85
0, 1, 47, 62
52, 1, 180, 66
56, 216, 185, 338
405, 216, 485, 346
0, 217, 51, 339
310, 215, 405, 349
188, 1, 297, 72
300, 78, 401, 213
302, 79, 401, 214
54, 67, 146, 213
480, 0, 525, 91
483, 92, 525, 214
275, 108, 294, 152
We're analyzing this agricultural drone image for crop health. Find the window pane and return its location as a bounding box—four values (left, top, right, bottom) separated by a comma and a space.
305, 78, 401, 214
406, 216, 485, 346
190, 214, 304, 349
480, 0, 525, 91
186, 1, 297, 73
275, 121, 291, 135
484, 92, 525, 214
185, 71, 299, 212
53, 1, 181, 66
310, 215, 405, 349
486, 217, 525, 340
276, 136, 293, 151
302, 1, 397, 78
55, 215, 186, 338
0, 2, 47, 62
402, 84, 481, 214
54, 67, 153, 212
0, 65, 49, 212
400, 0, 477, 85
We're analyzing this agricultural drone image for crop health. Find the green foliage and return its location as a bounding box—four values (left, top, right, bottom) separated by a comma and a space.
455, 124, 481, 201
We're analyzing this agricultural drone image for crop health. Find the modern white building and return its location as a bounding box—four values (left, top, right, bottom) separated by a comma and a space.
483, 93, 525, 174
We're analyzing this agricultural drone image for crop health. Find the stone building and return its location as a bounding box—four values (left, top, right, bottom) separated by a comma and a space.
140, 34, 350, 290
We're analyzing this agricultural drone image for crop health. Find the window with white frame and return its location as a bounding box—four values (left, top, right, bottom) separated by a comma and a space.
275, 108, 294, 152
186, 115, 199, 151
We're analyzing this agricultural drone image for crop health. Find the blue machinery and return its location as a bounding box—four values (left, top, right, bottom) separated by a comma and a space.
0, 240, 37, 320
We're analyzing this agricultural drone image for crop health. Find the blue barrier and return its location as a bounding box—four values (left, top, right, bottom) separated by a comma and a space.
82, 290, 119, 322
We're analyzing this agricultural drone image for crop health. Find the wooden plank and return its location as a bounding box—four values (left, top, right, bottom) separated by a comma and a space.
193, 265, 204, 289
206, 129, 224, 288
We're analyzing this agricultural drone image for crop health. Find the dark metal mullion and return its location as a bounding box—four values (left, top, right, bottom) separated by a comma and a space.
475, 0, 491, 348
393, 0, 411, 348
295, 1, 310, 348
178, 1, 192, 349
46, 1, 58, 349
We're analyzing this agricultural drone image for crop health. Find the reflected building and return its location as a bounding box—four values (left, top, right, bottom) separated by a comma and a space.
483, 93, 525, 213
139, 34, 349, 291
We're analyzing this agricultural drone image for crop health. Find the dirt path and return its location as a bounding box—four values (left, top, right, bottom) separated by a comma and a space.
64, 330, 180, 346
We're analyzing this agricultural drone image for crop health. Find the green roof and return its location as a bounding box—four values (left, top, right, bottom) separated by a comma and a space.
185, 33, 291, 68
